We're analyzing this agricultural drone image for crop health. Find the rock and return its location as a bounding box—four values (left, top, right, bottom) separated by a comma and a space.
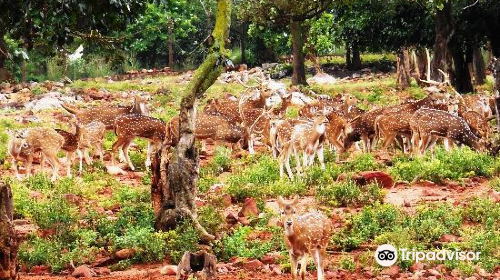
381, 265, 400, 277
106, 165, 127, 175
226, 213, 238, 225
71, 265, 95, 278
195, 197, 206, 207
29, 191, 44, 200
62, 193, 82, 205
238, 216, 250, 226
270, 265, 282, 276
94, 267, 111, 276
353, 171, 394, 188
209, 183, 225, 193
410, 262, 424, 272
440, 234, 460, 242
451, 269, 461, 277
425, 269, 441, 278
306, 72, 338, 85
30, 265, 50, 274
160, 265, 177, 275
115, 248, 135, 259
221, 193, 232, 207
238, 197, 259, 217
242, 259, 263, 270
262, 252, 282, 264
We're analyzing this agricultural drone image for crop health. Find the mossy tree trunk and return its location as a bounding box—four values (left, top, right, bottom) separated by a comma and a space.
152, 0, 231, 242
0, 182, 18, 280
396, 47, 411, 89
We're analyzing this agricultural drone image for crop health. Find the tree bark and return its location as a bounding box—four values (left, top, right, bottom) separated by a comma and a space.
396, 47, 411, 89
0, 182, 18, 280
0, 35, 7, 69
345, 44, 352, 69
431, 1, 453, 81
168, 20, 174, 68
152, 0, 231, 243
351, 43, 362, 71
472, 47, 486, 85
290, 20, 307, 85
240, 23, 248, 65
451, 46, 474, 94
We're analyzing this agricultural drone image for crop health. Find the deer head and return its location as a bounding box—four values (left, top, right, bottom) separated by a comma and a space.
277, 196, 300, 236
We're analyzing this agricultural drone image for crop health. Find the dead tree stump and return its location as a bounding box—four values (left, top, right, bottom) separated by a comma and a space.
176, 251, 217, 280
0, 182, 18, 280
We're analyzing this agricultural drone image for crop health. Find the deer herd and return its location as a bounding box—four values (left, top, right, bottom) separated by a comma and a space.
6, 74, 498, 183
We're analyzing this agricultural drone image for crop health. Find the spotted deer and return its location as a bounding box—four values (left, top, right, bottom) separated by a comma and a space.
55, 126, 85, 177
410, 108, 488, 155
166, 114, 248, 152
8, 128, 64, 181
78, 121, 106, 164
299, 96, 342, 119
461, 111, 493, 139
277, 196, 332, 280
270, 118, 311, 158
279, 116, 328, 179
112, 115, 166, 171
373, 93, 452, 154
459, 94, 492, 119
61, 94, 149, 161
325, 111, 351, 152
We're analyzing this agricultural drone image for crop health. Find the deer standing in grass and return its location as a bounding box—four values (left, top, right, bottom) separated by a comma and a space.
410, 108, 489, 156
111, 115, 166, 171
279, 116, 328, 179
8, 128, 64, 181
277, 196, 332, 280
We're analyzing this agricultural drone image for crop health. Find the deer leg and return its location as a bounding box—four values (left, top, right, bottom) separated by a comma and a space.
45, 153, 59, 181
122, 138, 135, 171
285, 145, 295, 180
111, 137, 128, 166
77, 149, 83, 175
289, 252, 299, 280
145, 141, 154, 169
249, 134, 256, 154
313, 248, 324, 280
25, 154, 34, 179
370, 135, 378, 152
317, 145, 325, 170
118, 148, 127, 163
12, 158, 21, 179
66, 151, 73, 178
83, 149, 92, 165
381, 133, 395, 154
299, 254, 307, 280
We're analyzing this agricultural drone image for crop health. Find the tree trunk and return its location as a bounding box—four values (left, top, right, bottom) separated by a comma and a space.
345, 44, 352, 69
431, 1, 453, 81
152, 0, 232, 243
472, 47, 486, 85
0, 35, 7, 69
240, 23, 248, 65
290, 20, 307, 85
451, 46, 474, 94
0, 182, 18, 280
351, 43, 362, 70
168, 21, 174, 68
396, 47, 411, 89
409, 49, 421, 83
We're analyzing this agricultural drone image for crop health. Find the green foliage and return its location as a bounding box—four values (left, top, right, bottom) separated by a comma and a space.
316, 180, 384, 207
339, 255, 356, 272
200, 147, 233, 177
342, 153, 381, 173
390, 147, 495, 183
114, 227, 172, 262
198, 205, 225, 235
462, 197, 499, 225
410, 203, 463, 243
214, 225, 284, 262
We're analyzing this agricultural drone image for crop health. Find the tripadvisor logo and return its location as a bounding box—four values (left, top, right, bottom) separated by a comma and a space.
375, 244, 481, 267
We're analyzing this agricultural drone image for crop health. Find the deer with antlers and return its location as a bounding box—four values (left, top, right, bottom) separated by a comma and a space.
277, 196, 332, 280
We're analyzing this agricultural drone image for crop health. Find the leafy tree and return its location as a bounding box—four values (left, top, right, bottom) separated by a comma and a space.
0, 0, 145, 69
239, 0, 333, 85
125, 1, 203, 68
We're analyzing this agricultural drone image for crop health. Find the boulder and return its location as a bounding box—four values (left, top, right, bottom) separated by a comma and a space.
352, 171, 394, 188
71, 265, 95, 278
238, 198, 259, 217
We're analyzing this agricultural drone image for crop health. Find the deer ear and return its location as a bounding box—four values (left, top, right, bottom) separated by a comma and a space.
292, 195, 299, 205
277, 196, 285, 208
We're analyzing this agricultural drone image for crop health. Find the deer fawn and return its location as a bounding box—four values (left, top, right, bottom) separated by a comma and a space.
78, 121, 106, 164
112, 115, 166, 171
277, 196, 332, 280
8, 128, 64, 181
279, 116, 328, 179
55, 126, 85, 177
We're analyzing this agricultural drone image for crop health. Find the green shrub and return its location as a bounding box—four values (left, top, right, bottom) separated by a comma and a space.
303, 164, 340, 187
410, 203, 463, 243
342, 153, 381, 173
339, 255, 356, 272
30, 197, 78, 235
316, 180, 384, 207
390, 147, 494, 183
198, 205, 225, 235
463, 197, 499, 224
164, 223, 200, 263
214, 225, 284, 262
200, 147, 232, 177
332, 203, 400, 250
114, 227, 171, 262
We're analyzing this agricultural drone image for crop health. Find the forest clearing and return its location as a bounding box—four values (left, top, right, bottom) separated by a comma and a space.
1, 1, 499, 280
